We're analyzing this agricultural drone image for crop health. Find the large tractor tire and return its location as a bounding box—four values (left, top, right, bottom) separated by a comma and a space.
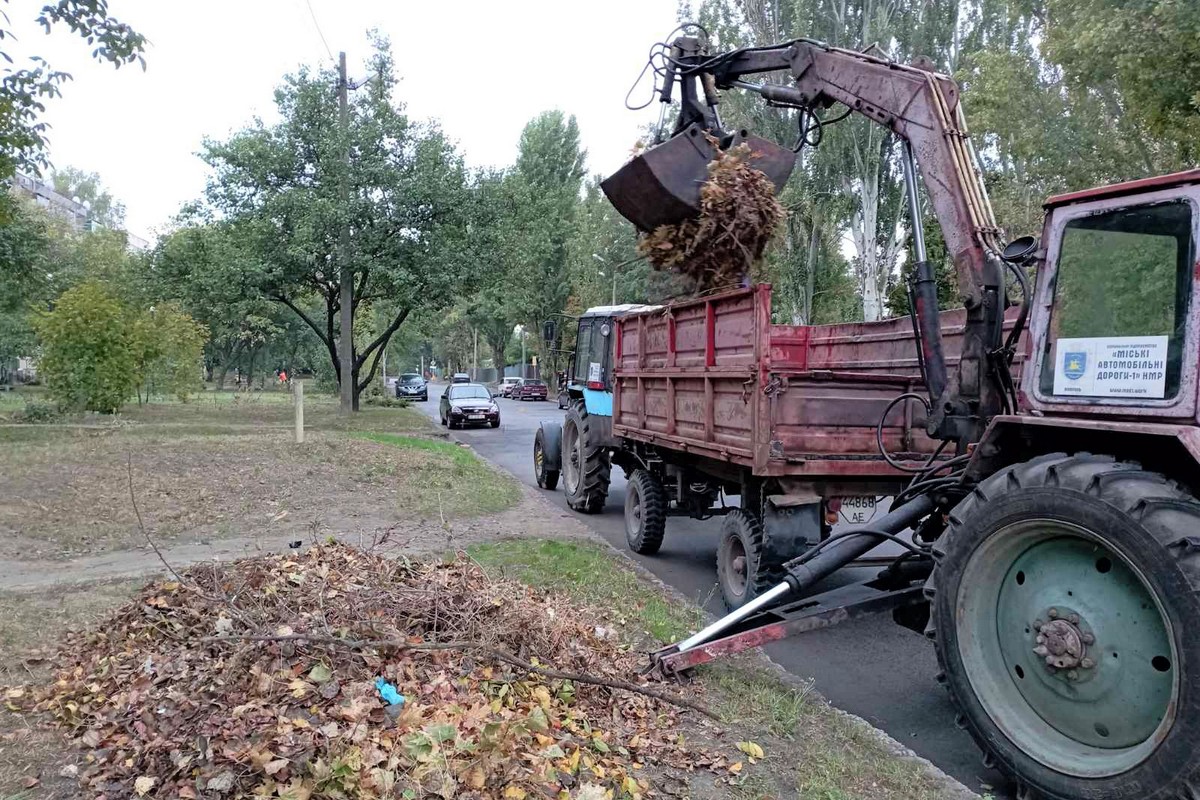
561, 400, 610, 514
624, 469, 666, 554
928, 453, 1200, 800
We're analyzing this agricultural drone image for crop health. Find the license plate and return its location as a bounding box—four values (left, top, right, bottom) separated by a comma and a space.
837, 496, 879, 525
469, 414, 485, 420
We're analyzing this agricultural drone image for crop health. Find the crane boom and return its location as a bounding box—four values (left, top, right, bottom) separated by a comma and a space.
604, 36, 1017, 448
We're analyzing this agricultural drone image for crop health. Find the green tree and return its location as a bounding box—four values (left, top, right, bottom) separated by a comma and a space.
0, 195, 51, 370
130, 302, 208, 402
1042, 0, 1200, 161
504, 111, 586, 362
0, 1, 145, 179
32, 280, 136, 412
198, 38, 474, 409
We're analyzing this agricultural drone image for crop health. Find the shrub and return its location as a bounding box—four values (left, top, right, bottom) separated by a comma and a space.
32, 281, 137, 413
16, 400, 59, 423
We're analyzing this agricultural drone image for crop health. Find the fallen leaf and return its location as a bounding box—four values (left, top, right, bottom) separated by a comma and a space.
736, 740, 764, 761
503, 786, 527, 800
728, 761, 744, 774
134, 776, 156, 796
265, 758, 290, 775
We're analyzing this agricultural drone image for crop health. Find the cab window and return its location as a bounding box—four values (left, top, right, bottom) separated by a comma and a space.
1039, 200, 1193, 400
574, 321, 593, 384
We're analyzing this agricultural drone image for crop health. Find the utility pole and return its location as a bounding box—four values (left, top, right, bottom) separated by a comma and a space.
520, 328, 526, 379
337, 51, 354, 414
472, 327, 478, 379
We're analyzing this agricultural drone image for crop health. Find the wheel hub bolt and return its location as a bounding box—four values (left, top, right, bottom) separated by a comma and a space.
1031, 609, 1096, 673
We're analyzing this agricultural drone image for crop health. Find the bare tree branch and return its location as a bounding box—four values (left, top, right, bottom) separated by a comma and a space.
199, 632, 718, 719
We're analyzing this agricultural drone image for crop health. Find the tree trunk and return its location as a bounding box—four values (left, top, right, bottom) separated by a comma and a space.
246, 348, 257, 391
804, 222, 820, 325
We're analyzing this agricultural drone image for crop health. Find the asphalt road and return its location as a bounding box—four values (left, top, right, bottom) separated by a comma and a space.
416, 384, 1011, 797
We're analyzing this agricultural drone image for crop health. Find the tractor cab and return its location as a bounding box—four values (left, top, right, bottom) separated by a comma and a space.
1025, 169, 1200, 420
563, 303, 658, 419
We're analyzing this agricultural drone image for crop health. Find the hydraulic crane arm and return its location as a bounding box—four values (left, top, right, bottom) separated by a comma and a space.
705, 40, 1005, 308
627, 36, 1014, 447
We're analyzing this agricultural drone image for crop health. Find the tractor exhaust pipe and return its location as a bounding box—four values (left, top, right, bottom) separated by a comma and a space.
674, 494, 936, 653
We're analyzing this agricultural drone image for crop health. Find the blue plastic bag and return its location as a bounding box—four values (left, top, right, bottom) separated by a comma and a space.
375, 677, 406, 706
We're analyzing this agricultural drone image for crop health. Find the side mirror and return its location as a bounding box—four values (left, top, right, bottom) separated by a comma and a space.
542, 319, 556, 344
1001, 235, 1038, 263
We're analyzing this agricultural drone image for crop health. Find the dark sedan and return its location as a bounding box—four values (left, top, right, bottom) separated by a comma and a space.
440, 383, 500, 429
394, 373, 428, 401
512, 379, 548, 401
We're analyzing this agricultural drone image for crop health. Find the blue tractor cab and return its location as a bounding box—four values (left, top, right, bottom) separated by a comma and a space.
534, 303, 657, 512
562, 304, 658, 418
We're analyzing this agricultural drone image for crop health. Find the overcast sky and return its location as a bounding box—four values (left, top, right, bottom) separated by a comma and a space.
9, 0, 681, 239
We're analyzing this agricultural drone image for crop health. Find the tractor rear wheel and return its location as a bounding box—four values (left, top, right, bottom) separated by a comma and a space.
624, 469, 666, 554
929, 453, 1200, 800
561, 400, 610, 514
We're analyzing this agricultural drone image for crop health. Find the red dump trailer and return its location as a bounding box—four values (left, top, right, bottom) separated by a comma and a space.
539, 283, 1020, 612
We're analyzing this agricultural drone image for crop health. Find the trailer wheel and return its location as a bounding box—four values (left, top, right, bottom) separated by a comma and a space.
625, 469, 666, 554
562, 400, 610, 514
928, 454, 1200, 800
533, 427, 559, 491
717, 508, 777, 611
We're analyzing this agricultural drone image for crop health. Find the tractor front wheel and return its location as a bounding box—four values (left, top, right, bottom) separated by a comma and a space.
929, 454, 1200, 800
533, 427, 559, 491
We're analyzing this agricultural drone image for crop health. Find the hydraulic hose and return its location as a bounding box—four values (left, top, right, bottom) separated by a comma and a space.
673, 493, 936, 653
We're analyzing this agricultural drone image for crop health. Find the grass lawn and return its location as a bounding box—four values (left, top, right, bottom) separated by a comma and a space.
469, 539, 954, 800
0, 387, 520, 559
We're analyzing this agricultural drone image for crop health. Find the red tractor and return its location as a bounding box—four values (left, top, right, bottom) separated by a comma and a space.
539, 31, 1200, 800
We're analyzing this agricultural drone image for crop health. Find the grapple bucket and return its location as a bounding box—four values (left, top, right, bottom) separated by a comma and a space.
601, 123, 796, 233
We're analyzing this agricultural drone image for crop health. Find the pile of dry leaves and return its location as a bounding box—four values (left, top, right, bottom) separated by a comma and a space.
9, 544, 743, 799
637, 142, 785, 293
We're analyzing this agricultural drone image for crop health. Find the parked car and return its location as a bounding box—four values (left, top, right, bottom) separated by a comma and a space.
497, 376, 522, 397
440, 383, 500, 429
451, 372, 471, 384
394, 373, 428, 401
512, 378, 548, 401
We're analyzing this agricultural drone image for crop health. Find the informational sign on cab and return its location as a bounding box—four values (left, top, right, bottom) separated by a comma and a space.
1052, 335, 1168, 398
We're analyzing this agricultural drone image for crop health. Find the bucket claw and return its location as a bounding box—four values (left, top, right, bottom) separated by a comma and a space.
601, 123, 795, 233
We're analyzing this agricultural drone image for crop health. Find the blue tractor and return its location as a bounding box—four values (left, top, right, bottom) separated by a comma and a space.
534, 303, 656, 515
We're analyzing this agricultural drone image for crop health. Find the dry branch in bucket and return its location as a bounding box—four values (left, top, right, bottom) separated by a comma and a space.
637, 141, 786, 293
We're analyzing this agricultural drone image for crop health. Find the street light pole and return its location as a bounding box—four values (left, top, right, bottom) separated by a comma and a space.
593, 253, 617, 305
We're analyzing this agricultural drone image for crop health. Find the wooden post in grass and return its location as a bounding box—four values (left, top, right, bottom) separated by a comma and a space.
294, 380, 305, 443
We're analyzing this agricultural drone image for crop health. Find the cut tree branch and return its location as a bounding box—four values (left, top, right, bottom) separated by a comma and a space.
199, 633, 717, 719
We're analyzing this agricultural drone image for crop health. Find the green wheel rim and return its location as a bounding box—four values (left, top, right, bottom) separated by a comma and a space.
956, 520, 1177, 777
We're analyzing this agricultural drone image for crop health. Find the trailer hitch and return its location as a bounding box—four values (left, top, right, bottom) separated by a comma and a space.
649, 494, 936, 674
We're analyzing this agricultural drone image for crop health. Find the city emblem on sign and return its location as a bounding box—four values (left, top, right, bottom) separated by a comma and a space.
1063, 351, 1087, 380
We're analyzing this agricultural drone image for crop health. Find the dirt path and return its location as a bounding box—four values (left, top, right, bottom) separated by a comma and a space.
0, 483, 590, 592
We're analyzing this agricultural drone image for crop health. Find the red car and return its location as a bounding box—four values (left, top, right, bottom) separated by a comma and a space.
512, 379, 548, 401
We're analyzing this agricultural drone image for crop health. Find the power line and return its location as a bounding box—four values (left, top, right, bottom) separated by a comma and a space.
304, 0, 334, 62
